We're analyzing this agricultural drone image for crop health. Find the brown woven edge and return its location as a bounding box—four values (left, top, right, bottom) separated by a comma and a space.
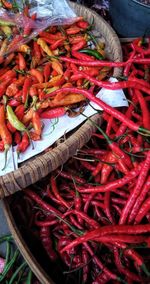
3, 200, 52, 284
0, 114, 101, 198
0, 2, 123, 198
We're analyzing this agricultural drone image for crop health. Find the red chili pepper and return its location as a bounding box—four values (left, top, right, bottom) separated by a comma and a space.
15, 105, 25, 121
56, 169, 85, 184
18, 53, 26, 70
76, 20, 89, 29
17, 132, 29, 154
1, 0, 12, 9
29, 86, 37, 98
31, 41, 41, 67
25, 189, 62, 216
0, 141, 4, 151
78, 162, 142, 193
72, 39, 87, 51
94, 234, 146, 244
44, 87, 150, 135
71, 50, 94, 61
6, 77, 25, 97
39, 37, 55, 45
40, 226, 57, 261
14, 131, 21, 145
135, 89, 150, 130
43, 62, 51, 82
40, 107, 66, 119
7, 121, 16, 133
82, 249, 89, 283
60, 223, 150, 253
29, 69, 43, 83
30, 111, 42, 141
51, 38, 65, 50
113, 247, 141, 282
4, 53, 15, 67
80, 160, 95, 172
0, 70, 16, 82
66, 26, 81, 35
63, 209, 99, 229
60, 55, 150, 67
129, 176, 150, 224
135, 197, 150, 224
100, 152, 117, 184
119, 151, 150, 225
22, 77, 32, 104
0, 105, 12, 169
8, 100, 21, 107
84, 243, 118, 281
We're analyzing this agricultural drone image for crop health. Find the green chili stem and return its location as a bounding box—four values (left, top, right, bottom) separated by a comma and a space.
0, 235, 13, 244
2, 144, 10, 171
26, 269, 33, 284
0, 250, 19, 281
8, 261, 27, 284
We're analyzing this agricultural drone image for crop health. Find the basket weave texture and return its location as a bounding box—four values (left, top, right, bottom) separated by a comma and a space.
0, 2, 122, 199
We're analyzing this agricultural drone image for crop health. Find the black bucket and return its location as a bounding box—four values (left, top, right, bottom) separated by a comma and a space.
109, 0, 150, 37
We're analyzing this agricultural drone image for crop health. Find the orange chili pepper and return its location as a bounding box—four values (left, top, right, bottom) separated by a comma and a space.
29, 69, 43, 84
18, 53, 26, 70
18, 44, 30, 54
22, 107, 34, 124
30, 111, 42, 141
33, 75, 64, 89
1, 0, 12, 9
50, 93, 86, 107
6, 77, 25, 97
37, 38, 53, 57
0, 105, 12, 169
22, 77, 32, 104
51, 61, 63, 75
4, 53, 15, 67
66, 26, 81, 35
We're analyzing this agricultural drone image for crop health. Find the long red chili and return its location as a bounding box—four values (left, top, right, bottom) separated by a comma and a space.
129, 176, 150, 223
50, 175, 69, 209
135, 197, 150, 224
44, 87, 150, 135
135, 89, 150, 130
77, 162, 142, 193
25, 189, 62, 217
59, 56, 150, 67
119, 150, 150, 225
60, 223, 150, 253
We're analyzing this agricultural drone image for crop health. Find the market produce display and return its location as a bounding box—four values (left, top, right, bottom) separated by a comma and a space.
8, 37, 150, 283
0, 1, 115, 172
0, 1, 150, 284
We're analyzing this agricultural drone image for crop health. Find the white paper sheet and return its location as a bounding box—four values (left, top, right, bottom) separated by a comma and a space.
0, 78, 129, 176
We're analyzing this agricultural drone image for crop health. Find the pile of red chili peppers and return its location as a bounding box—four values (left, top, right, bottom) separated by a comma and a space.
9, 37, 150, 284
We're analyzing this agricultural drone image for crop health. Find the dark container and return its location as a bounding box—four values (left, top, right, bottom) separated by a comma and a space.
109, 0, 150, 37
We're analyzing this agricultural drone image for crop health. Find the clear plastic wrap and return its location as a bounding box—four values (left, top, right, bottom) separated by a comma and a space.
0, 0, 77, 55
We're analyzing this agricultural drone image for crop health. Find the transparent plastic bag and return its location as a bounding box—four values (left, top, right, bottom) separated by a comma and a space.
0, 0, 77, 55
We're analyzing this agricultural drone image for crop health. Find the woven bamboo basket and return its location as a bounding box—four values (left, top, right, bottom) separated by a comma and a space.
0, 1, 122, 199
3, 3, 122, 283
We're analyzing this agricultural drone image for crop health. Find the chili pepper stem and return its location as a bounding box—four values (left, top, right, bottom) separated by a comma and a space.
2, 144, 10, 171
141, 264, 150, 276
26, 130, 34, 150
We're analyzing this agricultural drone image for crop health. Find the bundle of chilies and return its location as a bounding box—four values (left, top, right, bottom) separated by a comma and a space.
10, 37, 150, 283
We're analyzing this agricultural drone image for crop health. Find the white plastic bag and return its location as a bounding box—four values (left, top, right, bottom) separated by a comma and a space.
0, 0, 77, 54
